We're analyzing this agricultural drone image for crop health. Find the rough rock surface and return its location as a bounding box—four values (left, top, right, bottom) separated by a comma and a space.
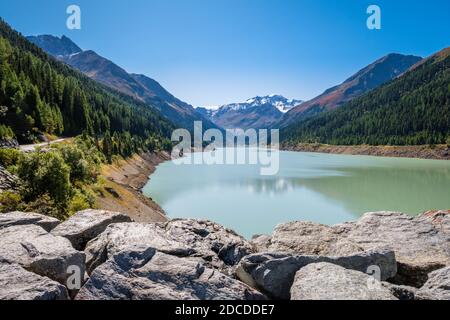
267, 212, 450, 287
51, 209, 132, 250
382, 283, 417, 300
0, 259, 69, 300
84, 219, 253, 275
0, 165, 20, 193
0, 139, 19, 149
0, 224, 85, 285
290, 262, 397, 300
1, 209, 448, 301
250, 234, 271, 252
236, 248, 396, 299
0, 211, 60, 232
77, 247, 266, 300
416, 266, 450, 300
421, 210, 450, 234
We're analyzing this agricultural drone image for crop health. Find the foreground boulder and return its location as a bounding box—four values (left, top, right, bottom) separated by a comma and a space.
250, 235, 272, 252
421, 210, 450, 234
416, 266, 450, 300
266, 212, 450, 287
290, 262, 397, 300
0, 211, 60, 232
85, 219, 253, 275
0, 224, 86, 285
77, 247, 266, 300
51, 210, 132, 250
0, 259, 68, 300
236, 248, 396, 299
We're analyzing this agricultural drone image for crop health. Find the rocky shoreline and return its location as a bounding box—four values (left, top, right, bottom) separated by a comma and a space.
0, 209, 448, 300
282, 143, 450, 160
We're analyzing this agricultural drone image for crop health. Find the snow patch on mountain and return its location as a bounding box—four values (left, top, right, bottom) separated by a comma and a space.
209, 95, 303, 114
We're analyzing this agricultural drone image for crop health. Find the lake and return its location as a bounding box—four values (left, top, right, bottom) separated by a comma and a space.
143, 150, 450, 239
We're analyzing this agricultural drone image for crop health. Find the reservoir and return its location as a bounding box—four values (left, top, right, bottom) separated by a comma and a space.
143, 150, 450, 238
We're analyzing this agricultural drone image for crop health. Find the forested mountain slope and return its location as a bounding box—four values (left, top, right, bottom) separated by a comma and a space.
0, 19, 173, 151
282, 47, 450, 146
280, 54, 422, 127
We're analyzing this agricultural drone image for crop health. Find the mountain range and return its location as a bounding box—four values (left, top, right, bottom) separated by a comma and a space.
282, 47, 450, 145
197, 53, 422, 130
197, 95, 303, 129
280, 53, 423, 127
27, 35, 216, 132
22, 30, 448, 147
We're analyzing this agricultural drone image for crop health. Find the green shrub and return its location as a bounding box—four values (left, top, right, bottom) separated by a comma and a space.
72, 135, 105, 166
0, 124, 15, 139
0, 148, 21, 168
24, 193, 63, 219
58, 144, 92, 184
54, 136, 104, 184
17, 151, 71, 204
67, 193, 90, 215
111, 154, 123, 164
67, 189, 96, 216
0, 191, 24, 212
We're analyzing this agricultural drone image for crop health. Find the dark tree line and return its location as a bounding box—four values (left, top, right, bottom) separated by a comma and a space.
283, 50, 450, 146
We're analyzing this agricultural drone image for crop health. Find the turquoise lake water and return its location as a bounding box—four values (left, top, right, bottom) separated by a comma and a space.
143, 150, 450, 238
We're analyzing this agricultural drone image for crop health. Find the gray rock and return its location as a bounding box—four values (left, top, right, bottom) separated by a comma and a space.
0, 165, 20, 193
0, 211, 60, 232
382, 283, 417, 300
236, 248, 396, 299
268, 212, 450, 287
76, 247, 266, 300
416, 266, 450, 300
0, 259, 69, 300
0, 139, 19, 149
250, 234, 271, 252
84, 219, 253, 275
267, 220, 363, 256
290, 262, 397, 300
420, 210, 450, 234
51, 209, 132, 250
0, 225, 86, 286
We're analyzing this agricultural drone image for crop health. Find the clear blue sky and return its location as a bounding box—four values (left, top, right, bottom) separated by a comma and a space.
1, 0, 449, 106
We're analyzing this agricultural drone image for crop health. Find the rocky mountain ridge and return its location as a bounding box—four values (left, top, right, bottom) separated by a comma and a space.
26, 35, 82, 57
197, 95, 303, 129
27, 35, 216, 131
280, 53, 423, 127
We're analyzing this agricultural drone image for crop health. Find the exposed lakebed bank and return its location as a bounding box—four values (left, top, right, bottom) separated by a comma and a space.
0, 209, 449, 300
96, 152, 170, 223
282, 143, 450, 160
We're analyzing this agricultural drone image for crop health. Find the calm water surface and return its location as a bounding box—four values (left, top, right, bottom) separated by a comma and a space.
143, 150, 450, 238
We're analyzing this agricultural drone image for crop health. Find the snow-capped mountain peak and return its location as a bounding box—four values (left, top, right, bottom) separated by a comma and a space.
227, 95, 303, 113
195, 94, 303, 130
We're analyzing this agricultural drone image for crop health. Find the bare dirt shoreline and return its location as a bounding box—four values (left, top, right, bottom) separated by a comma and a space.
95, 152, 171, 222
282, 143, 450, 160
